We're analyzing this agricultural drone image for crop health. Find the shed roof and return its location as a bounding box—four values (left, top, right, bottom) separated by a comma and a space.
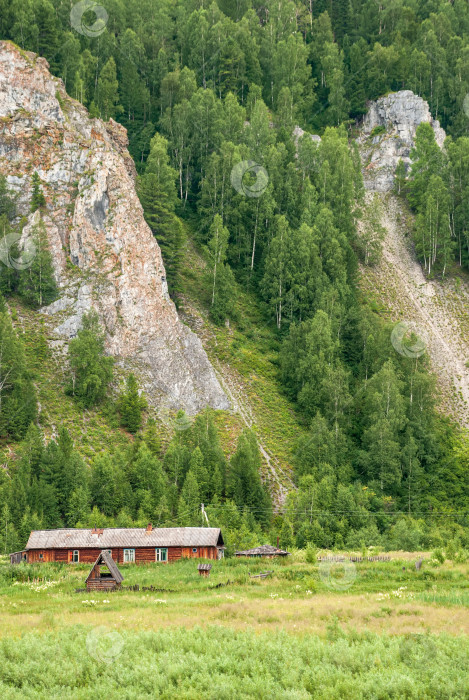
26, 527, 224, 550
86, 550, 124, 584
235, 545, 291, 556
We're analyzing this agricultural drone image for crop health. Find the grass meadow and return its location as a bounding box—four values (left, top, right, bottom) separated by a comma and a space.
0, 553, 468, 698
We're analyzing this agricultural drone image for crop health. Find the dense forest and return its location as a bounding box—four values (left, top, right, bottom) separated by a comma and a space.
0, 0, 468, 555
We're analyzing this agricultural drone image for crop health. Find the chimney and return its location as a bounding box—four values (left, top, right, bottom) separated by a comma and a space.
91, 527, 103, 535
146, 523, 153, 533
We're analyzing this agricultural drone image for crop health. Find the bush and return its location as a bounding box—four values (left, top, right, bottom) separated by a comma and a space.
305, 542, 317, 564
345, 524, 382, 549
432, 548, 445, 565
385, 518, 423, 551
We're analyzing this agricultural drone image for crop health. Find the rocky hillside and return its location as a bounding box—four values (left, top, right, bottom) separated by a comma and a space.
357, 91, 469, 428
0, 42, 228, 415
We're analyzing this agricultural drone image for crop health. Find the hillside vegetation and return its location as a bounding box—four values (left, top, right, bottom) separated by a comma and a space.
0, 0, 468, 556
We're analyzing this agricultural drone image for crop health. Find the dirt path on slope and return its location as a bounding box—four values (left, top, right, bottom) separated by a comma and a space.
359, 192, 469, 428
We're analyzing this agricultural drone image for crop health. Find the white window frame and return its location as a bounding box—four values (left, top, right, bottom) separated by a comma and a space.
192, 547, 197, 553
124, 548, 135, 563
72, 550, 79, 563
155, 548, 168, 563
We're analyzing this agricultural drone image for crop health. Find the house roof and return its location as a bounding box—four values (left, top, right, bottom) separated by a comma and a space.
25, 527, 224, 550
86, 550, 124, 584
234, 545, 291, 556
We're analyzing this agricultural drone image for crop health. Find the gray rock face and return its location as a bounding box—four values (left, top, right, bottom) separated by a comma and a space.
358, 90, 446, 191
0, 41, 229, 415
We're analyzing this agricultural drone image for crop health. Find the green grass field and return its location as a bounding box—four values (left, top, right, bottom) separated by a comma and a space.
0, 553, 468, 698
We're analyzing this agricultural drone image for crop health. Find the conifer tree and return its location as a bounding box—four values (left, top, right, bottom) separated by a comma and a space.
118, 373, 147, 434
181, 469, 200, 516
0, 309, 36, 440
18, 219, 57, 307
138, 134, 185, 292
67, 311, 114, 407
206, 214, 236, 324
67, 486, 90, 526
30, 172, 46, 212
97, 57, 123, 121
0, 175, 16, 220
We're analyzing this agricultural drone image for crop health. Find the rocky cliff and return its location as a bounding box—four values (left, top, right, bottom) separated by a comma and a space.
0, 42, 229, 414
357, 91, 469, 428
358, 90, 446, 191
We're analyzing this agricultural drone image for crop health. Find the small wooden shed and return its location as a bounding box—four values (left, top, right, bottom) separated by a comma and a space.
86, 550, 124, 591
198, 563, 212, 577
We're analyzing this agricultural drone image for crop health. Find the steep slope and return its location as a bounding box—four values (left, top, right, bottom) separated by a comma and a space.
357, 91, 469, 428
0, 42, 228, 415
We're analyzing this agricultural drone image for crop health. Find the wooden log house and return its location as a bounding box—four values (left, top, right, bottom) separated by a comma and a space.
12, 525, 225, 564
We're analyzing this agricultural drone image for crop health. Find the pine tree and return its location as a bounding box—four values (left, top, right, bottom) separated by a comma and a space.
206, 214, 236, 324
0, 310, 37, 440
119, 373, 147, 434
189, 447, 210, 503
30, 172, 46, 212
138, 142, 185, 293
97, 57, 123, 121
67, 486, 90, 526
90, 453, 117, 517
279, 518, 294, 550
181, 469, 200, 516
0, 175, 16, 219
67, 311, 114, 407
227, 429, 271, 525
18, 219, 57, 307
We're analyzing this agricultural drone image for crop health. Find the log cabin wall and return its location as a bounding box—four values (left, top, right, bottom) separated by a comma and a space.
180, 546, 217, 559
168, 547, 183, 561
27, 545, 219, 563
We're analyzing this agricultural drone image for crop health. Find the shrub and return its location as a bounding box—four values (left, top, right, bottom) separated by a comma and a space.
432, 548, 445, 565
305, 542, 317, 564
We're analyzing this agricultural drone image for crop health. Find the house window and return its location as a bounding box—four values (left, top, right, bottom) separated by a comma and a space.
124, 549, 135, 563
39, 552, 43, 560
155, 548, 167, 562
192, 548, 197, 553
72, 550, 79, 563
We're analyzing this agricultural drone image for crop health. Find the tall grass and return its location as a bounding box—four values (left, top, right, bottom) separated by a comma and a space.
0, 625, 467, 698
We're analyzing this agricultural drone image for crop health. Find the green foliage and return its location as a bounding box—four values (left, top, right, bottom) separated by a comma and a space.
432, 548, 446, 565
66, 311, 114, 408
30, 172, 45, 212
118, 374, 147, 434
0, 306, 36, 440
205, 214, 236, 324
17, 219, 57, 307
138, 133, 185, 292
0, 0, 467, 557
97, 57, 122, 121
305, 542, 317, 564
0, 623, 467, 698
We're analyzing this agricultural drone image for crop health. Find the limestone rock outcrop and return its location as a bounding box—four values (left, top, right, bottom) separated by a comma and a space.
358, 90, 446, 191
0, 41, 229, 414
